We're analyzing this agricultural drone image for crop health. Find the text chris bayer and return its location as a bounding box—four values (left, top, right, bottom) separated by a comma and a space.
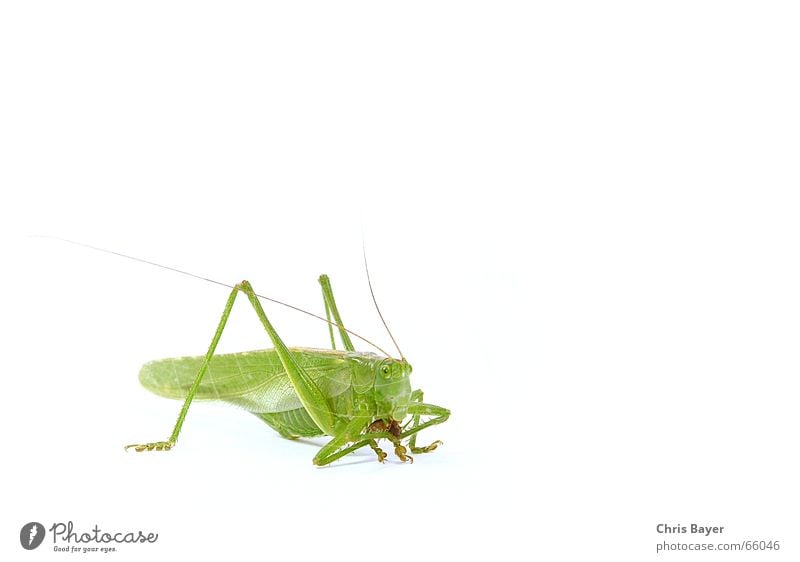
657, 524, 724, 537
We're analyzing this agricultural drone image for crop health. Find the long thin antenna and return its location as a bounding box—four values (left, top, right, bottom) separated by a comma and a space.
31, 235, 393, 358
362, 239, 404, 360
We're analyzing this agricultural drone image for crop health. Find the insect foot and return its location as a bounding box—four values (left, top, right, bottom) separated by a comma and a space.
393, 443, 414, 464
411, 440, 443, 454
367, 440, 388, 462
124, 441, 173, 452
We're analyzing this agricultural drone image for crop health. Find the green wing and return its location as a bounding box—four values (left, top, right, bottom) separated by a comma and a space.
138, 348, 352, 413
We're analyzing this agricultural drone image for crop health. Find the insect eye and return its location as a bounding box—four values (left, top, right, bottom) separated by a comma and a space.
381, 365, 390, 375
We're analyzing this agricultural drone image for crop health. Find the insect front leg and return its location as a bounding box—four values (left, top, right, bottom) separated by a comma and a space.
327, 397, 451, 465
402, 392, 450, 454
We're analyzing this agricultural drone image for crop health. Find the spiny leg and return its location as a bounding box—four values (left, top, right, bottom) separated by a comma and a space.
314, 437, 379, 466
125, 284, 240, 452
333, 415, 449, 465
401, 397, 450, 455
315, 433, 403, 466
405, 390, 445, 454
314, 400, 451, 465
401, 401, 450, 440
313, 416, 372, 466
314, 416, 417, 466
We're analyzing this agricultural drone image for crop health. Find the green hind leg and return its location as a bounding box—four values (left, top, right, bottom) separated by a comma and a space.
318, 274, 355, 351
125, 284, 240, 452
126, 280, 335, 452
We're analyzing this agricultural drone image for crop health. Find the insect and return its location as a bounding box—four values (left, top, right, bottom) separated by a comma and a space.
45, 238, 450, 465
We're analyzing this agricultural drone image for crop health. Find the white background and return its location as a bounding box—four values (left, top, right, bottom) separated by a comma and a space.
1, 2, 799, 560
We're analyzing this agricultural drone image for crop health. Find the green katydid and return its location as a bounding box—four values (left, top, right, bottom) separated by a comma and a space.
46, 238, 450, 465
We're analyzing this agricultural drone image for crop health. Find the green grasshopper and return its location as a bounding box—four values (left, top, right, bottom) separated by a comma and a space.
100, 247, 452, 466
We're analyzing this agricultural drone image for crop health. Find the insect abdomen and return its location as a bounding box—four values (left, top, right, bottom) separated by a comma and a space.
256, 409, 325, 438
